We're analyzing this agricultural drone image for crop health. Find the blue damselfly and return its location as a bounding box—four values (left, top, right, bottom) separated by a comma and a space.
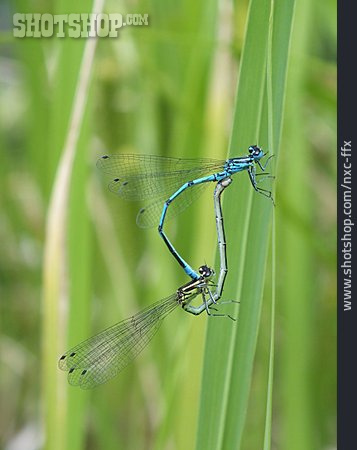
97, 146, 274, 279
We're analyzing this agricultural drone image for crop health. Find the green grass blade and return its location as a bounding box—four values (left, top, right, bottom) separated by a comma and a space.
196, 0, 271, 444
263, 4, 275, 448
196, 1, 295, 449
42, 2, 102, 448
278, 0, 326, 448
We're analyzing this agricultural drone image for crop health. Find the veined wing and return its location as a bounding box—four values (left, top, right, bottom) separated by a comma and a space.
58, 294, 179, 389
97, 154, 225, 201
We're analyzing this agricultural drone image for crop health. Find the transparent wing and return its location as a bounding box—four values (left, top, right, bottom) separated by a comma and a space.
97, 154, 225, 201
58, 294, 179, 389
136, 182, 208, 228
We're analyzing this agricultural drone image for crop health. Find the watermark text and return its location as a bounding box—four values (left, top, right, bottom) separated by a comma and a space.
340, 140, 353, 311
13, 13, 149, 38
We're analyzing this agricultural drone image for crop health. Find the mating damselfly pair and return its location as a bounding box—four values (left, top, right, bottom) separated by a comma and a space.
59, 146, 274, 388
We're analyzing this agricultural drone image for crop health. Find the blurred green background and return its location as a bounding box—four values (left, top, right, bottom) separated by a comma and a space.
0, 0, 335, 449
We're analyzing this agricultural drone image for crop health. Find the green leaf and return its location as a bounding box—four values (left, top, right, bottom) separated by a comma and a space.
196, 1, 295, 449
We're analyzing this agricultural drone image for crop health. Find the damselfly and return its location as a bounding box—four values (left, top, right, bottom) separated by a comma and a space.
97, 146, 274, 280
58, 179, 235, 389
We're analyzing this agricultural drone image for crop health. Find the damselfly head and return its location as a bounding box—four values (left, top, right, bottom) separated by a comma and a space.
198, 265, 215, 279
248, 145, 264, 160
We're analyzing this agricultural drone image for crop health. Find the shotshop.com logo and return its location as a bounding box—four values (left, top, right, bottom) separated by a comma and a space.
13, 13, 149, 38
